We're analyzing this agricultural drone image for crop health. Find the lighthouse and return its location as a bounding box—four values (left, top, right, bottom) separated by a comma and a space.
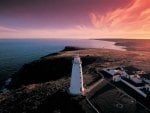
69, 55, 84, 95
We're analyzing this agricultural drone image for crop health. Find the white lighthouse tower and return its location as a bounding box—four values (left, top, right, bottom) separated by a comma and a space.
69, 55, 84, 95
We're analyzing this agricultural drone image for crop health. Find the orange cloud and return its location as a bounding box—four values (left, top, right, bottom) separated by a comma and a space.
89, 0, 150, 38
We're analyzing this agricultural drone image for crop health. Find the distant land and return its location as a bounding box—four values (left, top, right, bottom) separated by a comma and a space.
100, 39, 150, 52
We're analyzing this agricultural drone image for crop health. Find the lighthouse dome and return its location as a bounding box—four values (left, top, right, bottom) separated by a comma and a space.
73, 55, 82, 64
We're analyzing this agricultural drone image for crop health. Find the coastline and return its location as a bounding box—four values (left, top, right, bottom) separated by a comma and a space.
0, 39, 125, 82
8, 46, 150, 89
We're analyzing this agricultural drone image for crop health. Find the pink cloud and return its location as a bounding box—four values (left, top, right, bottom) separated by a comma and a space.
0, 26, 17, 32
89, 0, 150, 33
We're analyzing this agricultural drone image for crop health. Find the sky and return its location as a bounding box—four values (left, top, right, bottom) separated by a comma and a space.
0, 0, 150, 39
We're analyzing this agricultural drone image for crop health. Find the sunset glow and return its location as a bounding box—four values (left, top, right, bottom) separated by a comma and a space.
0, 0, 149, 39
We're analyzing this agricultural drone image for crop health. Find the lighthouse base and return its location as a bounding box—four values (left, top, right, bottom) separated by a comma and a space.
68, 88, 85, 96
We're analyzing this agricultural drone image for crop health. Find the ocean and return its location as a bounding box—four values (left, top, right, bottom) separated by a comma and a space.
0, 39, 125, 81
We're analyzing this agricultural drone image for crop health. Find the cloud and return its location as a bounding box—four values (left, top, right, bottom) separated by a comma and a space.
89, 0, 150, 36
0, 27, 92, 39
0, 26, 17, 32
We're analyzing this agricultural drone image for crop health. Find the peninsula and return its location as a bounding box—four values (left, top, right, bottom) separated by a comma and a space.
0, 44, 150, 113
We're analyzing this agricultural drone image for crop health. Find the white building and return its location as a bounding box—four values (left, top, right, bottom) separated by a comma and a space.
113, 73, 121, 82
69, 55, 84, 95
145, 84, 150, 91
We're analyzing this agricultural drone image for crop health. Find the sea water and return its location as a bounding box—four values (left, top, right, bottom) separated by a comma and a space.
0, 39, 125, 81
